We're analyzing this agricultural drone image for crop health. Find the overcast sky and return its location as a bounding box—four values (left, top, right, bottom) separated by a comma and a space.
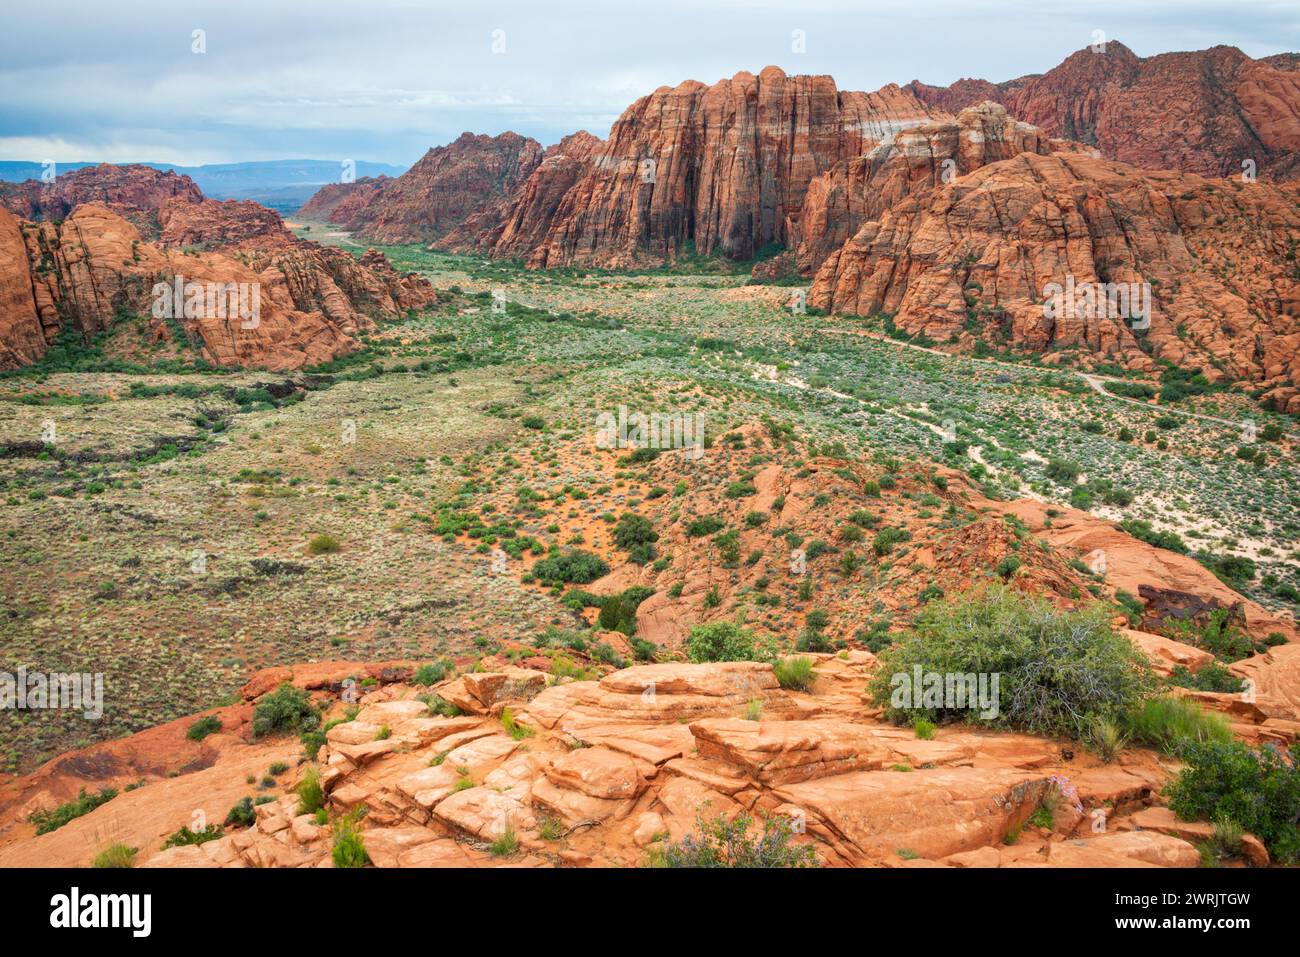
2, 0, 1296, 166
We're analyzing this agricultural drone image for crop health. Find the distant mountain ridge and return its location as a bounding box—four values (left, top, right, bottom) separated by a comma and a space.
0, 159, 407, 212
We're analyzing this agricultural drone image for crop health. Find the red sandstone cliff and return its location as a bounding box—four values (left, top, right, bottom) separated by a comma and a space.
809, 150, 1300, 410
320, 132, 544, 244
906, 42, 1300, 181
0, 167, 437, 372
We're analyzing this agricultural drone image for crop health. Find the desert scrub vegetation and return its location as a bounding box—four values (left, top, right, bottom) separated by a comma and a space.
252, 683, 321, 738
1122, 696, 1233, 754
869, 586, 1155, 738
307, 533, 342, 555
1167, 740, 1300, 864
530, 548, 609, 584
161, 823, 223, 849
774, 655, 815, 691
29, 786, 118, 835
295, 765, 325, 815
686, 620, 774, 663
186, 714, 222, 741
332, 810, 370, 868
649, 812, 817, 868
92, 843, 139, 868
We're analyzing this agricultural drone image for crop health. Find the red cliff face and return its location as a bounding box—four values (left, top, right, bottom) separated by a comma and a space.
489, 67, 945, 268
0, 163, 206, 237
435, 131, 605, 259
316, 132, 544, 244
0, 167, 437, 372
796, 102, 1075, 275
809, 151, 1300, 409
295, 175, 391, 223
906, 43, 1300, 181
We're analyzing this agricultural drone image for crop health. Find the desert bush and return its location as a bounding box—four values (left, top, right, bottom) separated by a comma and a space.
29, 787, 118, 835
186, 714, 222, 741
252, 683, 321, 738
412, 659, 455, 686
530, 549, 609, 584
1167, 740, 1300, 864
92, 843, 138, 868
332, 811, 370, 868
224, 796, 256, 828
869, 587, 1155, 737
650, 812, 817, 868
161, 823, 223, 849
307, 533, 341, 555
296, 766, 325, 814
1122, 696, 1233, 754
774, 656, 814, 691
686, 621, 769, 663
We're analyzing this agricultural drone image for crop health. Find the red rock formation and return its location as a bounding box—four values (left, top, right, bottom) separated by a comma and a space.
906, 42, 1300, 181
795, 102, 1074, 274
809, 151, 1300, 404
295, 175, 392, 222
0, 167, 438, 371
0, 163, 204, 237
435, 131, 604, 258
319, 132, 543, 243
492, 68, 945, 268
158, 195, 286, 247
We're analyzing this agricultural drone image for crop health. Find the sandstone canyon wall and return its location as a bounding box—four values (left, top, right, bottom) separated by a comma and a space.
905, 42, 1300, 181
0, 167, 437, 372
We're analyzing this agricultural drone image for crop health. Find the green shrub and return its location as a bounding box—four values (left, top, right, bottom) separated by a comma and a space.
161, 823, 223, 849
613, 513, 658, 551
1167, 740, 1300, 864
92, 843, 138, 868
332, 812, 370, 868
1122, 696, 1233, 754
686, 621, 768, 663
530, 549, 609, 584
774, 656, 815, 691
296, 766, 325, 815
252, 683, 321, 738
686, 516, 726, 538
307, 533, 341, 555
650, 812, 817, 868
29, 787, 118, 835
489, 823, 520, 856
868, 587, 1154, 737
1167, 609, 1253, 663
1167, 662, 1245, 693
412, 659, 455, 686
224, 796, 256, 828
186, 714, 222, 741
1119, 519, 1187, 554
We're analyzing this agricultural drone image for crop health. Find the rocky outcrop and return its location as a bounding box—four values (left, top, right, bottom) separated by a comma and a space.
0, 164, 438, 371
0, 656, 1226, 869
795, 102, 1073, 274
157, 195, 286, 247
0, 200, 436, 371
435, 131, 605, 259
906, 42, 1300, 181
460, 68, 944, 268
810, 150, 1300, 397
295, 175, 392, 222
317, 132, 544, 244
0, 163, 205, 237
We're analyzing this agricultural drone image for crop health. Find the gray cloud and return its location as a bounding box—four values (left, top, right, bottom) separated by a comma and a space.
2, 0, 1296, 164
